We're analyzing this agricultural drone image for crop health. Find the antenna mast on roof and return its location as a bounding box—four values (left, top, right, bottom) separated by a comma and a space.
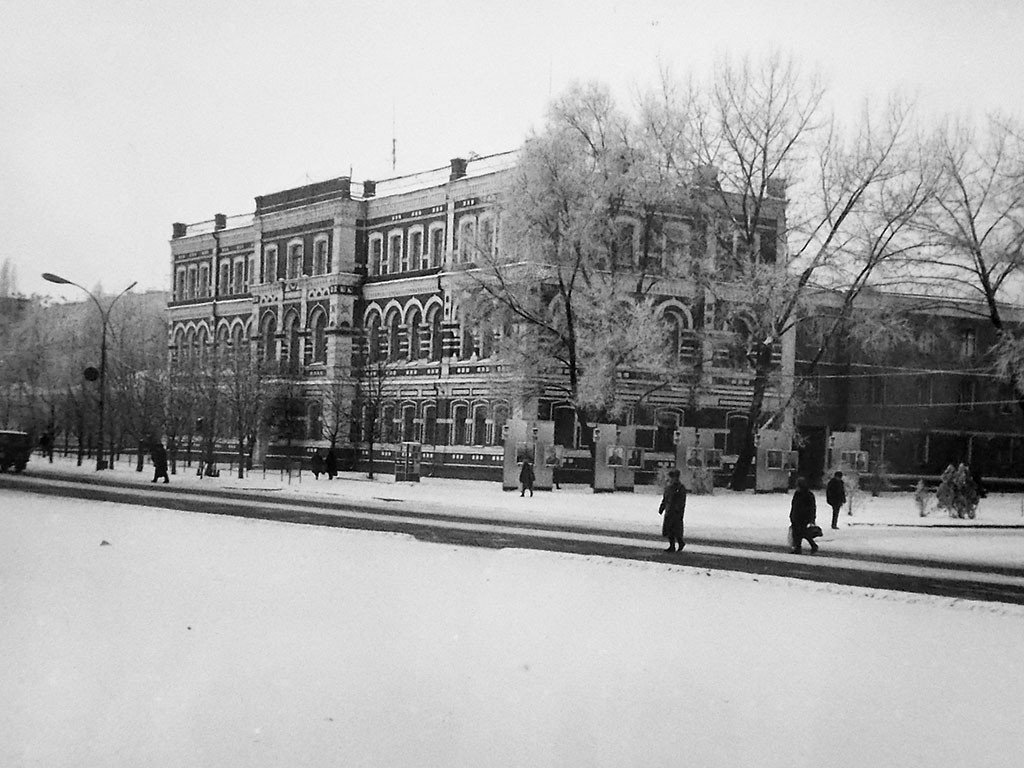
391, 103, 397, 172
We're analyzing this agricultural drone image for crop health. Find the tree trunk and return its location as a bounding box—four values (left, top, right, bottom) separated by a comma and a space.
730, 347, 772, 491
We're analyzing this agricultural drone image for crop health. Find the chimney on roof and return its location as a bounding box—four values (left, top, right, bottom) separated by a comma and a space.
363, 180, 376, 198
172, 222, 187, 239
450, 157, 468, 181
766, 176, 788, 199
214, 213, 227, 230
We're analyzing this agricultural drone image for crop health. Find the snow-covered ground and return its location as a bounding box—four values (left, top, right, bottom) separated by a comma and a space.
3, 489, 1024, 767
26, 455, 1024, 569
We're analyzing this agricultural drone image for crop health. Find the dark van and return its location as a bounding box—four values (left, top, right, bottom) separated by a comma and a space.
0, 430, 31, 473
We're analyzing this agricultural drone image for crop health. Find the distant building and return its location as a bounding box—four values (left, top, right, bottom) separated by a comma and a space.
168, 153, 794, 480
796, 292, 1024, 487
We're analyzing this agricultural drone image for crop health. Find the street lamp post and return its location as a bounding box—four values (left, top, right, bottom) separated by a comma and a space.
42, 272, 138, 471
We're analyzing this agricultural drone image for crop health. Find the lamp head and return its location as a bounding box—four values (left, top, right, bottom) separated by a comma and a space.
42, 272, 72, 285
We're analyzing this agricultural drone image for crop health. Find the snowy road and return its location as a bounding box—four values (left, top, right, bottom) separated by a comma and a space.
5, 472, 1024, 605
3, 490, 1024, 768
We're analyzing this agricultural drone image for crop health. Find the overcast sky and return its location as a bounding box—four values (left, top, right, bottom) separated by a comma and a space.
3, 0, 1023, 300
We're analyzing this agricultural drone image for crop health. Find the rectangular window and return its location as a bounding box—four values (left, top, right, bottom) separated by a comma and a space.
410, 231, 423, 270
916, 376, 933, 405
314, 240, 329, 275
390, 233, 403, 273
480, 218, 495, 259
175, 269, 186, 301
198, 265, 210, 298
431, 226, 445, 267
288, 244, 303, 279
219, 262, 231, 295
371, 237, 385, 275
264, 249, 277, 282
234, 262, 244, 294
869, 376, 885, 405
961, 329, 977, 359
958, 378, 976, 411
757, 222, 778, 263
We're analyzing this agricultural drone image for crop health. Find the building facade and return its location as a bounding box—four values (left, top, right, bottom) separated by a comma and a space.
168, 152, 794, 482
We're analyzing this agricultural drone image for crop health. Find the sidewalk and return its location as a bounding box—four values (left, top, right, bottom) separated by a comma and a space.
19, 454, 1024, 571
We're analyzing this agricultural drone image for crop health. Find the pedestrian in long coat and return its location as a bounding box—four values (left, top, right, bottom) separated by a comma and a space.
825, 471, 847, 529
325, 446, 338, 480
519, 460, 535, 497
151, 441, 170, 484
311, 450, 325, 479
790, 476, 818, 554
658, 468, 687, 552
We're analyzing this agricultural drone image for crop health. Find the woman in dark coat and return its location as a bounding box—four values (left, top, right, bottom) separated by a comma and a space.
790, 476, 818, 554
150, 441, 169, 484
519, 460, 535, 497
658, 468, 688, 552
325, 446, 338, 480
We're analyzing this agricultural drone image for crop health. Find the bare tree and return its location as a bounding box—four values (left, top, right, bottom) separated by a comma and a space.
690, 53, 930, 488
913, 114, 1024, 414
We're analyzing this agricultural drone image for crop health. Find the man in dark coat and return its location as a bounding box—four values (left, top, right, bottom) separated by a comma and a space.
151, 441, 170, 484
658, 468, 688, 552
311, 450, 325, 479
519, 460, 535, 497
325, 446, 338, 480
790, 476, 818, 554
825, 470, 847, 529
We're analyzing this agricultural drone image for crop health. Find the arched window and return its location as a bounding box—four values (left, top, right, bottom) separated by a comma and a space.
366, 315, 382, 362
382, 403, 397, 443
428, 310, 443, 361
386, 312, 401, 361
310, 309, 328, 364
457, 217, 476, 263
402, 404, 416, 442
422, 404, 437, 445
260, 314, 277, 362
282, 312, 301, 374
472, 405, 488, 446
406, 308, 421, 361
452, 404, 468, 445
429, 224, 445, 267
492, 404, 509, 447
478, 322, 493, 359
196, 327, 209, 367
479, 215, 496, 259
231, 324, 247, 358
460, 323, 476, 360
614, 220, 636, 268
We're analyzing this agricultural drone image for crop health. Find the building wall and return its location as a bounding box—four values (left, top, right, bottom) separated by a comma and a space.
168, 154, 793, 481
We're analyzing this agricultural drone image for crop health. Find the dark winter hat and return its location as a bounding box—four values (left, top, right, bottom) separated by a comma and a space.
668, 469, 680, 478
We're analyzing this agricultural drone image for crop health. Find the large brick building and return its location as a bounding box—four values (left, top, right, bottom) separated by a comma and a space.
168, 152, 794, 481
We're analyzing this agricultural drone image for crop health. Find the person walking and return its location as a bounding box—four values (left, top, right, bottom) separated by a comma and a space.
150, 441, 170, 484
519, 460, 535, 497
658, 468, 688, 553
311, 450, 325, 480
325, 446, 338, 480
789, 476, 818, 554
826, 470, 846, 529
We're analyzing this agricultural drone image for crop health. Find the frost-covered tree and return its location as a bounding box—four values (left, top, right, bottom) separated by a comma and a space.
461, 82, 692, 464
